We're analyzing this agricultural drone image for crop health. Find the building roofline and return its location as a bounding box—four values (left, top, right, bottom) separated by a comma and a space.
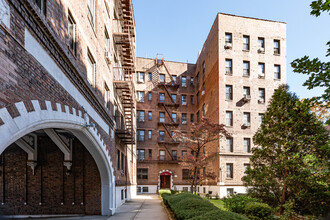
218, 13, 286, 24
136, 56, 196, 65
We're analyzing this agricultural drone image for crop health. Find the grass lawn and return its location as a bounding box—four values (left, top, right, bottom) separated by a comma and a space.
209, 199, 227, 211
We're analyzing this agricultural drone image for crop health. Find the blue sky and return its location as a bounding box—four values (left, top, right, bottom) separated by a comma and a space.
132, 0, 329, 99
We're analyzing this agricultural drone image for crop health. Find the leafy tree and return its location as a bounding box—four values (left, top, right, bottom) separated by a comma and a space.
243, 85, 330, 217
174, 117, 230, 193
291, 0, 330, 106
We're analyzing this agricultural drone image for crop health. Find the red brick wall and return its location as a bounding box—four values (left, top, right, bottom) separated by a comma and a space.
0, 136, 101, 215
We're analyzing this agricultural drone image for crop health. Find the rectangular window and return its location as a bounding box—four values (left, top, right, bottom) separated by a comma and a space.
182, 169, 190, 180
104, 83, 110, 110
148, 111, 152, 120
258, 63, 265, 78
243, 61, 250, 76
148, 130, 152, 139
159, 93, 165, 103
68, 12, 76, 53
182, 150, 187, 156
244, 138, 251, 153
87, 0, 95, 26
172, 150, 177, 160
226, 85, 233, 100
137, 130, 145, 142
258, 88, 265, 103
104, 28, 110, 57
227, 188, 234, 196
171, 94, 177, 103
258, 37, 265, 51
258, 113, 264, 126
159, 112, 165, 123
190, 95, 194, 104
274, 40, 280, 54
274, 65, 281, 79
190, 114, 194, 123
226, 163, 233, 178
202, 83, 205, 95
137, 149, 145, 160
172, 113, 177, 123
143, 187, 149, 193
149, 149, 152, 158
137, 110, 145, 122
226, 137, 233, 152
225, 59, 232, 75
148, 92, 152, 101
159, 131, 165, 142
202, 61, 205, 74
182, 113, 187, 124
137, 91, 145, 102
181, 95, 187, 105
137, 168, 148, 179
225, 33, 232, 45
243, 35, 250, 50
160, 74, 165, 83
148, 72, 152, 81
172, 75, 177, 84
137, 72, 145, 83
226, 111, 233, 126
190, 77, 194, 85
181, 76, 187, 87
87, 51, 95, 86
243, 87, 250, 96
243, 112, 251, 127
202, 104, 206, 116
117, 150, 120, 170
159, 150, 165, 160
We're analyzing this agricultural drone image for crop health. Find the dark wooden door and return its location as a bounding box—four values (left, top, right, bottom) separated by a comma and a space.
160, 175, 171, 189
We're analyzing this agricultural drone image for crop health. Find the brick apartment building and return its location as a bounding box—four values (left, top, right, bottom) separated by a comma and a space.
0, 0, 136, 216
135, 13, 286, 198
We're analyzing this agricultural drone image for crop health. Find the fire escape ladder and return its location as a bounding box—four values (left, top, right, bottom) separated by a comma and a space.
163, 144, 174, 160
163, 84, 175, 104
163, 61, 176, 85
161, 103, 175, 123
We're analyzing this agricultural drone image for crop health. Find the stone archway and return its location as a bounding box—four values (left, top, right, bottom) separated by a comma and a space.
158, 170, 173, 190
0, 100, 115, 215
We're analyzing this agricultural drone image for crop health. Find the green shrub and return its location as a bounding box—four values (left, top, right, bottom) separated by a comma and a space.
244, 202, 274, 220
223, 194, 259, 214
190, 209, 249, 220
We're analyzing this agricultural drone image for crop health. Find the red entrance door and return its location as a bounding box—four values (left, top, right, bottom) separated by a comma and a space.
160, 172, 171, 189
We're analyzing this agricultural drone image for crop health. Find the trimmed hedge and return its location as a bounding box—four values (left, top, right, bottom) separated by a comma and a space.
223, 194, 260, 214
244, 202, 274, 220
161, 193, 248, 220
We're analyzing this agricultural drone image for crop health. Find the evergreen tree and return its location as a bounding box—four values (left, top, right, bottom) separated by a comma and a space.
243, 85, 330, 217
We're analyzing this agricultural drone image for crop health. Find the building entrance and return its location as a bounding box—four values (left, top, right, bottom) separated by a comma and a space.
160, 172, 171, 189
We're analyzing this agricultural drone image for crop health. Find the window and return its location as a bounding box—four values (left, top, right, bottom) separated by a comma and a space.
104, 83, 110, 110
243, 61, 250, 76
202, 104, 206, 116
87, 0, 95, 26
243, 87, 250, 96
137, 130, 145, 141
183, 187, 189, 191
181, 76, 187, 87
148, 111, 152, 120
148, 92, 152, 101
137, 110, 145, 122
104, 28, 110, 58
159, 112, 165, 123
172, 113, 177, 123
196, 92, 200, 104
243, 112, 251, 127
226, 111, 233, 126
226, 137, 233, 152
117, 150, 120, 170
137, 168, 148, 179
182, 169, 190, 180
244, 138, 251, 153
159, 150, 165, 160
274, 40, 280, 54
190, 114, 194, 123
258, 113, 264, 126
190, 95, 194, 104
197, 111, 200, 123
225, 33, 232, 45
182, 95, 187, 105
137, 149, 145, 160
137, 72, 145, 83
226, 85, 233, 100
159, 93, 165, 103
143, 187, 149, 193
148, 130, 152, 139
149, 149, 152, 158
196, 73, 199, 85
182, 113, 187, 124
226, 163, 233, 178
244, 164, 250, 175
87, 51, 95, 86
202, 83, 205, 95
258, 88, 265, 103
171, 94, 177, 103
258, 63, 265, 78
148, 72, 152, 81
137, 186, 141, 193
203, 187, 206, 194
190, 77, 194, 85
274, 65, 281, 79
243, 35, 250, 50
258, 37, 265, 51
159, 131, 165, 142
172, 150, 177, 160
121, 189, 124, 200
33, 0, 46, 14
227, 188, 234, 196
137, 91, 145, 102
182, 150, 187, 156
202, 61, 205, 74
225, 59, 232, 75
160, 74, 165, 83
172, 75, 177, 84
68, 12, 76, 53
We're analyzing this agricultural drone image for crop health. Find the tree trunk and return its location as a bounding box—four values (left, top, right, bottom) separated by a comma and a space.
190, 166, 197, 193
279, 183, 287, 215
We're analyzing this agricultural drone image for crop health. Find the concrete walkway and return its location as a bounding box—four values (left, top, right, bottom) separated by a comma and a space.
108, 194, 169, 220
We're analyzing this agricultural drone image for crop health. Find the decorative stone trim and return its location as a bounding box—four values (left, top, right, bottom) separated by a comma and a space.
158, 170, 174, 190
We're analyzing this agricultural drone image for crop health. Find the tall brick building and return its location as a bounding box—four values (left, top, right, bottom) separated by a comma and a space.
0, 0, 136, 216
135, 13, 286, 197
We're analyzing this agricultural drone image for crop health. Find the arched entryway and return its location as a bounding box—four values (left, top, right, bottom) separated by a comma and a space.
0, 100, 115, 215
159, 170, 172, 189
